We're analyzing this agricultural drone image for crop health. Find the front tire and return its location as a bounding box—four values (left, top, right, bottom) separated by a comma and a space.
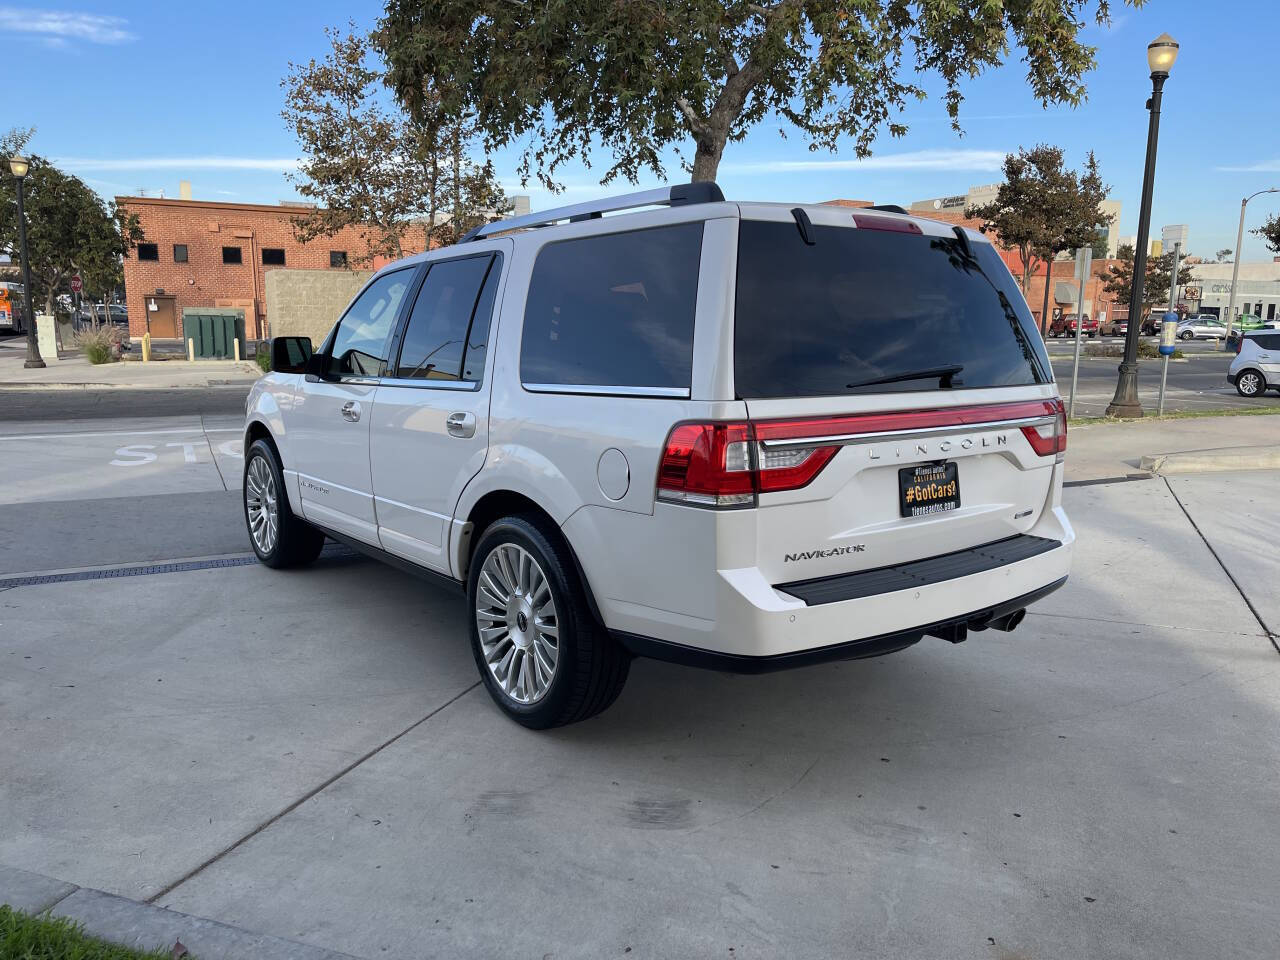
468, 515, 630, 729
243, 439, 325, 568
1235, 369, 1265, 397
1180, 330, 1194, 341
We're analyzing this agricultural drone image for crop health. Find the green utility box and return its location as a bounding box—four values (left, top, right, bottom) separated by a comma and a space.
181, 308, 246, 359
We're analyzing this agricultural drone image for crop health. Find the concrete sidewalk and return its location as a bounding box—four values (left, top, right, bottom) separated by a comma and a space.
1065, 412, 1280, 482
3, 477, 1278, 959
0, 338, 260, 389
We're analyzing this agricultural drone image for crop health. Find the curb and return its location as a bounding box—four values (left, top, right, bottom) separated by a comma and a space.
0, 381, 257, 391
1139, 446, 1280, 476
1, 864, 362, 960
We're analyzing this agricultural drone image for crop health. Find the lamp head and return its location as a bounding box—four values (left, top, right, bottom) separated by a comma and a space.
8, 155, 29, 179
1147, 33, 1179, 76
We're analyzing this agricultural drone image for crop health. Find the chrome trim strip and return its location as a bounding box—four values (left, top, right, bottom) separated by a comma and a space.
378, 377, 479, 392
521, 382, 690, 399
759, 416, 1054, 450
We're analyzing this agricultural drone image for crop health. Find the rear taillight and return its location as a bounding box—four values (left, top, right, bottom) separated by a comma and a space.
658, 399, 1066, 509
1020, 397, 1067, 461
1236, 335, 1243, 354
657, 422, 838, 507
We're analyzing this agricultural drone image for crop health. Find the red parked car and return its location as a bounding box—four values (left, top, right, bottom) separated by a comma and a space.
1048, 313, 1098, 338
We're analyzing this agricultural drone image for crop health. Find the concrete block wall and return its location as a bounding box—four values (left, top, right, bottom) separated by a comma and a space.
264, 269, 374, 345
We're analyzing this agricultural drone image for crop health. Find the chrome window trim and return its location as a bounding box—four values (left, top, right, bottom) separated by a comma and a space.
758, 415, 1055, 451
521, 382, 691, 399
378, 376, 480, 392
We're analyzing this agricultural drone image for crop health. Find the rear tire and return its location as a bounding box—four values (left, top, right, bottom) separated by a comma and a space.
1180, 330, 1194, 341
243, 439, 325, 568
1235, 369, 1265, 397
467, 514, 630, 729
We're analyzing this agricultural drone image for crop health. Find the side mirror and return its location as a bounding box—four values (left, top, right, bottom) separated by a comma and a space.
270, 336, 312, 374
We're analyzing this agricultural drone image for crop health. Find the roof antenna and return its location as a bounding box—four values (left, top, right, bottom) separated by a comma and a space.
791, 208, 816, 246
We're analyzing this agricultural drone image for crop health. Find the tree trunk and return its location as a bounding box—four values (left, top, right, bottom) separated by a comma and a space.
691, 134, 725, 182
1039, 259, 1053, 336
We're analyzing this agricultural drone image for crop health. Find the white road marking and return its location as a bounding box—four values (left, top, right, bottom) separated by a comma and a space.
111, 445, 159, 467
166, 441, 199, 464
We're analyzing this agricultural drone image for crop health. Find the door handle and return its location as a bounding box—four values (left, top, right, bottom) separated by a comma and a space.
341, 400, 360, 422
446, 411, 476, 438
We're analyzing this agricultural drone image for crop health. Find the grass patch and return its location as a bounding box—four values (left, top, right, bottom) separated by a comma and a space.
0, 906, 179, 960
1069, 406, 1280, 426
73, 327, 121, 365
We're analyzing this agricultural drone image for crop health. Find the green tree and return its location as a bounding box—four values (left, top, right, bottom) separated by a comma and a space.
377, 0, 1138, 188
965, 145, 1112, 332
1103, 243, 1193, 319
0, 151, 142, 317
1253, 214, 1280, 255
283, 25, 510, 261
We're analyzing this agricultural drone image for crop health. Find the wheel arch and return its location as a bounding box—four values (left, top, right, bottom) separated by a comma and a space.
243, 418, 300, 514
456, 489, 606, 628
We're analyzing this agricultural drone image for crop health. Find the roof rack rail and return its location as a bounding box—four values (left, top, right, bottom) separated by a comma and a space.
460, 182, 725, 242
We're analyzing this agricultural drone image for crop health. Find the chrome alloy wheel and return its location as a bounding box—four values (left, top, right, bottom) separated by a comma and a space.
245, 455, 279, 555
475, 543, 559, 704
1238, 371, 1263, 396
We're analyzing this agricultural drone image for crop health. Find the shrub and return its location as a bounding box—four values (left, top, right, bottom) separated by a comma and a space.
255, 343, 271, 373
75, 325, 122, 364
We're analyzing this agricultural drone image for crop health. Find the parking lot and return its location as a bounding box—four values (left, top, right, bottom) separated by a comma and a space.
2, 402, 1279, 959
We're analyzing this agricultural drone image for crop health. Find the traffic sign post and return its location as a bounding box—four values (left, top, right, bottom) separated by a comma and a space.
70, 274, 82, 294
1157, 242, 1182, 416
1067, 246, 1092, 419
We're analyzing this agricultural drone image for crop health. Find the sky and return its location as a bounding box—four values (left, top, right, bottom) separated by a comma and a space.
2, 0, 1279, 260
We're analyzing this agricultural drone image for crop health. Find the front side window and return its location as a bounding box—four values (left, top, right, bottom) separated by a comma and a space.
394, 254, 498, 382
520, 223, 703, 391
325, 269, 413, 378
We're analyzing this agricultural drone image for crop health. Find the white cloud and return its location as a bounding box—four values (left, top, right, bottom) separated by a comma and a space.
0, 7, 135, 44
721, 148, 1007, 175
56, 156, 300, 172
1216, 159, 1280, 173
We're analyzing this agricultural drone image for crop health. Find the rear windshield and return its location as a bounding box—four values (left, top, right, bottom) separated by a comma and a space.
734, 220, 1052, 398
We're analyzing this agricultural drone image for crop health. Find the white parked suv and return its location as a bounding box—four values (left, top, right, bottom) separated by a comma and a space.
1228, 330, 1280, 396
243, 185, 1074, 728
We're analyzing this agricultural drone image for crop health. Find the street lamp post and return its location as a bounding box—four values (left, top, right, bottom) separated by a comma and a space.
1106, 33, 1179, 418
8, 155, 45, 369
1221, 187, 1279, 350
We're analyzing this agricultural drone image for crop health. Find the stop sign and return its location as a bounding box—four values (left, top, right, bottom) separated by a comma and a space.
70, 274, 83, 293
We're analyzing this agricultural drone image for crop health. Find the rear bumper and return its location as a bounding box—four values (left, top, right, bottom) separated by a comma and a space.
616, 576, 1066, 673
609, 518, 1073, 665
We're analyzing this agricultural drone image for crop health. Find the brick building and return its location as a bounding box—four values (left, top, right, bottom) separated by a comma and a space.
117, 196, 428, 342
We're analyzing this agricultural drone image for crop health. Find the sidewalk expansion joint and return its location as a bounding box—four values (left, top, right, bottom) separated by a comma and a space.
1063, 474, 1155, 488
1163, 477, 1278, 652
146, 680, 482, 904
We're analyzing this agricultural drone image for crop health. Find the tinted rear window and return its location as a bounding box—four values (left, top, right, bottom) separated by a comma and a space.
734, 220, 1051, 398
520, 223, 703, 391
1249, 332, 1280, 349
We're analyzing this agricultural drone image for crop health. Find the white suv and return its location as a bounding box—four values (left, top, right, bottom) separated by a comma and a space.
1228, 330, 1280, 396
243, 185, 1074, 728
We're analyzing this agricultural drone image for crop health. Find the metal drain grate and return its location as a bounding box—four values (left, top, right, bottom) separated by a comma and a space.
1, 547, 358, 589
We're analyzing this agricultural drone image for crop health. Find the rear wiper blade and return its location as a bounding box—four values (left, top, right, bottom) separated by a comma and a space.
846, 365, 964, 390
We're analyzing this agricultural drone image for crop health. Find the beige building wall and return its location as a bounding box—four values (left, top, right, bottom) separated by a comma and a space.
264, 269, 374, 345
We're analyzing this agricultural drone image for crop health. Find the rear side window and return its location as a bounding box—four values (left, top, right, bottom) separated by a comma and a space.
520, 223, 703, 392
734, 221, 1051, 398
1249, 333, 1280, 350
394, 254, 498, 382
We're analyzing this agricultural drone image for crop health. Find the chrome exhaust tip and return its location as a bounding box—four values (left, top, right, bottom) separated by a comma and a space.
983, 608, 1027, 632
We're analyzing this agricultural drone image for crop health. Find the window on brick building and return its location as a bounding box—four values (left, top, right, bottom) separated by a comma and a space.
330, 250, 348, 269
261, 248, 286, 266
222, 246, 242, 265
137, 243, 159, 262
173, 244, 188, 263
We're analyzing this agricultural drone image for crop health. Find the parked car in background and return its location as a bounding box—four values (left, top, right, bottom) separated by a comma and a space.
242, 185, 1072, 728
1099, 316, 1128, 337
1048, 313, 1097, 338
1177, 316, 1230, 340
1228, 330, 1280, 397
